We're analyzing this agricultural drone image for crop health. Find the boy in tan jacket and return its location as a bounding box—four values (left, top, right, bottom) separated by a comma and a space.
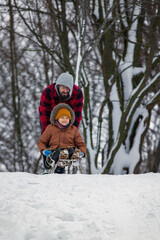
37, 103, 86, 174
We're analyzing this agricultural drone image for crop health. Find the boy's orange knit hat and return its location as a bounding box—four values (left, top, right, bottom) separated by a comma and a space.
55, 108, 71, 120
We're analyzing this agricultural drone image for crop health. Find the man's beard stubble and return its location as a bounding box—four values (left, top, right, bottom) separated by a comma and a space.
57, 87, 70, 101
59, 92, 70, 101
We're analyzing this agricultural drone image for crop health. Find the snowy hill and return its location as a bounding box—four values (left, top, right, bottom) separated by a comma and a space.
0, 173, 160, 240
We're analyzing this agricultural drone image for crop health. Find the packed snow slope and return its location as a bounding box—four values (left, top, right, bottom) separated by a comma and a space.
0, 172, 160, 240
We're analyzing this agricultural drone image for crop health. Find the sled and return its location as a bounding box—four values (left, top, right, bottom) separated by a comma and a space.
44, 156, 83, 174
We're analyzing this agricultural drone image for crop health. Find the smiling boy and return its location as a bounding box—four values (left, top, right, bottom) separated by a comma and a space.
37, 103, 86, 174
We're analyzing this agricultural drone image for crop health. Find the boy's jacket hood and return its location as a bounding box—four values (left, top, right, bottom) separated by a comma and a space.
50, 103, 75, 125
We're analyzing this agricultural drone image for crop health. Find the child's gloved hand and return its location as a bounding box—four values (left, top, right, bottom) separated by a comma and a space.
43, 150, 52, 157
81, 152, 84, 157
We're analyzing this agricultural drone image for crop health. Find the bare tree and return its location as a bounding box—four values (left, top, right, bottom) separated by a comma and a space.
0, 0, 160, 174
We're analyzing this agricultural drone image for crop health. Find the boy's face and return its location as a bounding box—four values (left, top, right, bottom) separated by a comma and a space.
58, 116, 70, 126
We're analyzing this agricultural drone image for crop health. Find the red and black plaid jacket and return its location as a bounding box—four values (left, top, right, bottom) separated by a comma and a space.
39, 83, 84, 133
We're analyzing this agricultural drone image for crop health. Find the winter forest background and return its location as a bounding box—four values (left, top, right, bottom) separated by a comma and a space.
0, 0, 160, 174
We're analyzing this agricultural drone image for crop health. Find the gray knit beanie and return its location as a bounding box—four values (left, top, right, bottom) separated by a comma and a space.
55, 72, 74, 98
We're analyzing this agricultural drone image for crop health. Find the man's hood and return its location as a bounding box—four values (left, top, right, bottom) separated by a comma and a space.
55, 72, 73, 99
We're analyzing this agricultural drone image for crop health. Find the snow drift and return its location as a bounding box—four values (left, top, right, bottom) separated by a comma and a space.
0, 172, 160, 240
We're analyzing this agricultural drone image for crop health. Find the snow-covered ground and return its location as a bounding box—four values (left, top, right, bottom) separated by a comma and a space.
0, 172, 160, 240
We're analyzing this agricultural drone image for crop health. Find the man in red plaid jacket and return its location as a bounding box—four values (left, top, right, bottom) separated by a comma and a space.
39, 72, 84, 133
